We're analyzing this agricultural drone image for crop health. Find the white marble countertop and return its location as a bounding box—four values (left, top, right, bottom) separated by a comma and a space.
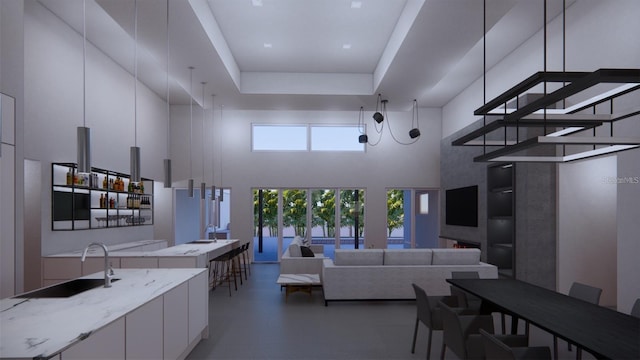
45, 239, 167, 257
43, 239, 239, 258
0, 268, 206, 359
151, 239, 238, 257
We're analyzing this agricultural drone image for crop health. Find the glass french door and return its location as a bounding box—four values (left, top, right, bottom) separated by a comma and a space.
253, 188, 366, 261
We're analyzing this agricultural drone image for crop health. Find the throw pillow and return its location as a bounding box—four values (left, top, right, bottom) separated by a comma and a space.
300, 246, 315, 257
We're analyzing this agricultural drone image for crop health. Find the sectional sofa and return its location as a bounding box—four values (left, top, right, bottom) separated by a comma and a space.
322, 248, 497, 304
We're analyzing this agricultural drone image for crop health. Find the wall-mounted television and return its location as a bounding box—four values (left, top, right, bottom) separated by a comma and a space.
445, 185, 478, 227
53, 191, 91, 221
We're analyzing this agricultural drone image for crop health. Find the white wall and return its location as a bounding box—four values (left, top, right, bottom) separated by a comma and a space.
170, 107, 442, 250
24, 1, 170, 255
442, 0, 640, 308
558, 156, 617, 307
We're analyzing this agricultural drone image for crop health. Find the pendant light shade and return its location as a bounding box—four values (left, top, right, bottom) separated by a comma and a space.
188, 179, 194, 197
200, 182, 206, 200
130, 146, 141, 182
77, 126, 91, 173
163, 159, 172, 188
211, 185, 216, 200
77, 0, 91, 174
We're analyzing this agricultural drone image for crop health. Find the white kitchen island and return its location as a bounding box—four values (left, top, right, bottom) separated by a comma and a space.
41, 239, 240, 286
0, 268, 208, 360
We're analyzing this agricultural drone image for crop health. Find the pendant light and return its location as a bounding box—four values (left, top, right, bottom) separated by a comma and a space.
187, 66, 194, 197
200, 81, 207, 200
77, 0, 91, 174
409, 99, 421, 139
163, 0, 172, 188
130, 0, 141, 182
218, 104, 224, 202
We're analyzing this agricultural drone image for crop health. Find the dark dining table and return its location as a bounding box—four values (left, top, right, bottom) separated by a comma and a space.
447, 278, 640, 360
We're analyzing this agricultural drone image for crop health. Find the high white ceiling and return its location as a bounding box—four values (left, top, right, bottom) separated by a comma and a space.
37, 0, 573, 111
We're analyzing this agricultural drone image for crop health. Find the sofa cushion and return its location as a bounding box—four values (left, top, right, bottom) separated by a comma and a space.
431, 248, 480, 265
334, 249, 384, 266
300, 246, 315, 257
288, 243, 302, 257
384, 249, 433, 265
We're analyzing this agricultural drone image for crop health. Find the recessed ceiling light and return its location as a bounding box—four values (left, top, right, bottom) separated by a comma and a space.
351, 1, 362, 9
252, 0, 263, 7
342, 44, 352, 49
263, 43, 272, 48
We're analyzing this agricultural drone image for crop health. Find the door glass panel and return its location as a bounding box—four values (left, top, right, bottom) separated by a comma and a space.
387, 189, 408, 248
282, 189, 307, 255
253, 189, 279, 262
311, 189, 335, 257
339, 189, 364, 250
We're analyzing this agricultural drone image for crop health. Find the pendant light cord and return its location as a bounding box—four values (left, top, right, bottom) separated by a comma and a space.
166, 0, 170, 160
211, 94, 215, 187
82, 0, 86, 129
189, 67, 194, 179
134, 0, 138, 148
201, 82, 206, 181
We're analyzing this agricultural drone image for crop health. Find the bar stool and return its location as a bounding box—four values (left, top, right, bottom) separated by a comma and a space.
239, 243, 251, 279
209, 249, 237, 296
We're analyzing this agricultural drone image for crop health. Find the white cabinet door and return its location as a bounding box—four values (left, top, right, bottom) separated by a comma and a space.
61, 317, 125, 359
126, 296, 163, 359
163, 282, 188, 360
188, 270, 209, 343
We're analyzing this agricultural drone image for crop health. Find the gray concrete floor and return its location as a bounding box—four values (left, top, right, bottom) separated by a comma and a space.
187, 263, 594, 360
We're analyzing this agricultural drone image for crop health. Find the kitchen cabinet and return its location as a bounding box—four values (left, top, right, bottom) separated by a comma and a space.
125, 297, 164, 360
164, 282, 189, 359
60, 318, 125, 359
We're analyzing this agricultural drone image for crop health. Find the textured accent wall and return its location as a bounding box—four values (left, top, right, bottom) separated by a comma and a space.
441, 119, 557, 287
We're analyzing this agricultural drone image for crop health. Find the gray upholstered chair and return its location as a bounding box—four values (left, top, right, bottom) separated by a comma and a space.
630, 298, 640, 318
450, 271, 482, 309
411, 283, 446, 360
554, 282, 602, 359
439, 298, 528, 360
480, 329, 551, 360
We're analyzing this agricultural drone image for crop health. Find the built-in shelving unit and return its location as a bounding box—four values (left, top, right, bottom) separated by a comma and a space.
487, 163, 515, 277
51, 163, 153, 231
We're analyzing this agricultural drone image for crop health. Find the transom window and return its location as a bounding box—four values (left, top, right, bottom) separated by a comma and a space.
252, 124, 364, 152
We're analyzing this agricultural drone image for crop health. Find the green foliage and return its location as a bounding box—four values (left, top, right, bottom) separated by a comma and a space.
312, 190, 336, 237
387, 190, 404, 236
253, 189, 279, 236
283, 189, 307, 236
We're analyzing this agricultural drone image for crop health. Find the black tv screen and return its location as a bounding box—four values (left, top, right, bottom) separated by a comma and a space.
53, 191, 91, 221
445, 185, 478, 227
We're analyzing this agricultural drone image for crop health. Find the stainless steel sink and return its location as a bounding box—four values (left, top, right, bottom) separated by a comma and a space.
14, 278, 121, 298
188, 240, 216, 244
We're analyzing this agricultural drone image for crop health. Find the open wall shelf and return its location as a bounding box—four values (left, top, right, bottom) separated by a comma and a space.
51, 163, 153, 231
487, 163, 515, 276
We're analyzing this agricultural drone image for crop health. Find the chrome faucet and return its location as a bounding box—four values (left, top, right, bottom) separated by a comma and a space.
81, 242, 114, 288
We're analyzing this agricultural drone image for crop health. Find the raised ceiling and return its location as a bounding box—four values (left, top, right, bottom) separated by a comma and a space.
37, 0, 573, 111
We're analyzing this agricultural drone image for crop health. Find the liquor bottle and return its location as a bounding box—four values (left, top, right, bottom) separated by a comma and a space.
140, 181, 144, 194
103, 176, 107, 189
66, 169, 72, 185
99, 194, 104, 208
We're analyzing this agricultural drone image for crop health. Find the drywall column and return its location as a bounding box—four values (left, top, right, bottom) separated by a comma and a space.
616, 150, 640, 313
558, 156, 617, 307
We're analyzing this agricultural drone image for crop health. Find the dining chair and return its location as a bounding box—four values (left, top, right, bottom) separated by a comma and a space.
630, 298, 640, 318
450, 271, 481, 310
554, 282, 602, 360
411, 283, 445, 360
439, 298, 528, 360
450, 272, 512, 334
480, 329, 551, 360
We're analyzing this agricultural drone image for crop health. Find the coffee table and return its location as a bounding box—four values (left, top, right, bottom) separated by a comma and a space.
276, 274, 321, 302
